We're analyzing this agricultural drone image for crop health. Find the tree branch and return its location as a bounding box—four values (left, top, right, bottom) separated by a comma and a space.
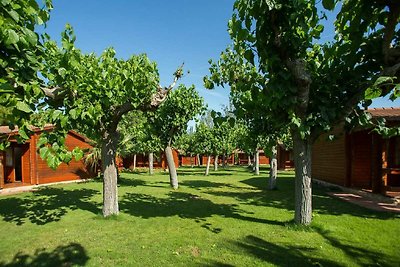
149, 63, 184, 108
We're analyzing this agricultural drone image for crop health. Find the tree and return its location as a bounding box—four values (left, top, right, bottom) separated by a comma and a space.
40, 26, 183, 216
0, 0, 53, 143
206, 0, 400, 224
154, 85, 204, 189
193, 122, 214, 175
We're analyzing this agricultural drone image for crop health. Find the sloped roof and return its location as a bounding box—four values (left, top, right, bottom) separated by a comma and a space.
367, 107, 400, 121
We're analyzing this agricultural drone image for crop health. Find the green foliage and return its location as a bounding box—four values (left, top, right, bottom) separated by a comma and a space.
154, 85, 204, 147
0, 0, 52, 138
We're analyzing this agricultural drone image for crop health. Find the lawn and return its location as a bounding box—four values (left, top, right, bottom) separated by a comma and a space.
0, 166, 399, 266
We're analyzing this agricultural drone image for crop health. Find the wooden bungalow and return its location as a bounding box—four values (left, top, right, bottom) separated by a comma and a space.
235, 150, 270, 165
0, 126, 94, 189
122, 150, 179, 170
277, 145, 294, 170
312, 107, 400, 195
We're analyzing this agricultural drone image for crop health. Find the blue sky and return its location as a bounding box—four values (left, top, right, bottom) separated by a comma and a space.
42, 0, 399, 111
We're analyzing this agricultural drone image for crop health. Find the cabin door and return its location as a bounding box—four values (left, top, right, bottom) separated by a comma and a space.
14, 147, 23, 182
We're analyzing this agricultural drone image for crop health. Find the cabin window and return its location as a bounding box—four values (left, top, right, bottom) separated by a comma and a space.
5, 148, 13, 167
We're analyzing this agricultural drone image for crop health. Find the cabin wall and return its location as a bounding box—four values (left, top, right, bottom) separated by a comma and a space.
350, 131, 373, 188
123, 150, 179, 169
36, 133, 93, 184
312, 131, 347, 185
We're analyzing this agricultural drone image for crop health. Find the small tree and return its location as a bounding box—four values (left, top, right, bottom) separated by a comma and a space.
154, 85, 204, 189
41, 27, 183, 216
193, 122, 214, 175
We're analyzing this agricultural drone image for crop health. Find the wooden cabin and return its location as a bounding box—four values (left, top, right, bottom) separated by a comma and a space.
122, 150, 179, 170
0, 126, 94, 189
235, 150, 270, 165
312, 107, 400, 195
277, 145, 294, 170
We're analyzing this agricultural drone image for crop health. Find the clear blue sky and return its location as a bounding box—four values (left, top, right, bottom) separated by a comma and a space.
42, 0, 399, 111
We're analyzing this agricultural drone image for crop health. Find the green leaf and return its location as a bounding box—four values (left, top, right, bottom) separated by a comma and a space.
18, 126, 29, 139
72, 147, 84, 161
7, 9, 19, 22
322, 0, 335, 10
58, 67, 67, 78
39, 146, 49, 159
365, 87, 382, 100
5, 29, 19, 45
374, 76, 393, 87
16, 101, 32, 113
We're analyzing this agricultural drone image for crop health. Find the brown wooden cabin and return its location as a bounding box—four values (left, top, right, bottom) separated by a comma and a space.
312, 107, 400, 195
235, 150, 270, 165
277, 145, 294, 170
0, 126, 94, 189
122, 150, 179, 170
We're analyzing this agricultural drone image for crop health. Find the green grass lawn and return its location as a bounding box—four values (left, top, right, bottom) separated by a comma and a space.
0, 166, 399, 266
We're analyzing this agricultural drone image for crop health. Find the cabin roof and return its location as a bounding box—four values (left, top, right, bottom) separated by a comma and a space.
0, 125, 91, 143
367, 107, 400, 121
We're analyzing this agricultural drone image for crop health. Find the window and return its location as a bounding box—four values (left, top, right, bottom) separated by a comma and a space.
5, 147, 13, 167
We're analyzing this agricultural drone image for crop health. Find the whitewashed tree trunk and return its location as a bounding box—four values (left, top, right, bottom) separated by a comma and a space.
268, 145, 277, 190
293, 133, 312, 225
149, 152, 154, 175
205, 155, 211, 176
165, 146, 178, 189
190, 153, 194, 168
254, 150, 260, 175
197, 154, 201, 167
133, 154, 137, 170
102, 131, 119, 217
214, 155, 219, 171
248, 155, 251, 166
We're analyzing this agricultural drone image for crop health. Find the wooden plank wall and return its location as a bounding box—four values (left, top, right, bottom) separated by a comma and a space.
36, 132, 93, 184
350, 131, 373, 188
312, 130, 347, 185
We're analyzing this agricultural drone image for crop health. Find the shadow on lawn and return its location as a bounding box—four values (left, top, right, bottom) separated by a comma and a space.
312, 225, 399, 266
0, 187, 100, 225
233, 235, 342, 267
120, 191, 285, 232
0, 243, 89, 267
207, 176, 399, 219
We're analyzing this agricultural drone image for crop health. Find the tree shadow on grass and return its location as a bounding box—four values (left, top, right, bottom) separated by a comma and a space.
312, 225, 399, 266
120, 191, 285, 233
180, 180, 249, 191
233, 235, 343, 267
117, 177, 147, 187
0, 243, 89, 267
0, 187, 100, 225
211, 176, 400, 219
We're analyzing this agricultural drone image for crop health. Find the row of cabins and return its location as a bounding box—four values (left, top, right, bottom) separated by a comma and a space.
0, 107, 399, 196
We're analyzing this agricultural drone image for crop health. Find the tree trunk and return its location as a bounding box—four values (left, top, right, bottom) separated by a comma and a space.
190, 153, 194, 168
222, 154, 226, 168
254, 150, 260, 175
197, 154, 201, 167
165, 146, 178, 189
101, 131, 119, 217
248, 155, 251, 166
268, 145, 278, 190
133, 154, 137, 170
205, 155, 211, 176
149, 152, 154, 175
214, 155, 219, 171
293, 133, 312, 225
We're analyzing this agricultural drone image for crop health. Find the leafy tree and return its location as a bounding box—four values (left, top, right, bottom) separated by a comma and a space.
175, 130, 197, 167
206, 0, 399, 224
154, 85, 204, 189
0, 0, 53, 142
193, 122, 214, 175
40, 27, 183, 216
